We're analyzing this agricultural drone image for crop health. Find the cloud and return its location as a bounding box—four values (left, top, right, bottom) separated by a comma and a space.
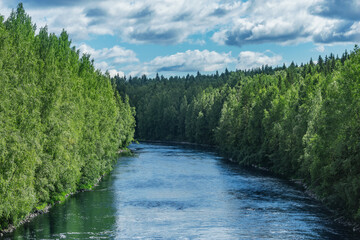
130, 6, 153, 19
116, 1, 242, 44
78, 44, 138, 62
152, 50, 234, 72
4, 0, 360, 46
309, 0, 360, 21
93, 62, 125, 77
236, 51, 283, 70
210, 8, 228, 17
107, 69, 125, 78
5, 0, 96, 8
212, 0, 360, 46
127, 49, 235, 76
128, 28, 182, 44
312, 21, 360, 43
125, 49, 283, 77
0, 1, 12, 17
213, 19, 309, 46
77, 43, 139, 74
85, 8, 108, 18
212, 0, 315, 46
187, 39, 206, 45
315, 45, 325, 52
4, 0, 243, 43
172, 12, 193, 22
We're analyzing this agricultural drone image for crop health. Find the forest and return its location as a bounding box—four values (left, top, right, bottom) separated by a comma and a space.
0, 4, 135, 230
1, 2, 360, 234
115, 47, 360, 222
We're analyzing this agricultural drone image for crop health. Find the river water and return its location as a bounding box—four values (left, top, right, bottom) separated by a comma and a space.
4, 142, 360, 239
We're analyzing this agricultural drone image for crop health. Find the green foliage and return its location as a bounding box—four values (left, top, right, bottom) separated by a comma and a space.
113, 70, 231, 141
301, 46, 360, 219
122, 44, 360, 222
35, 203, 47, 211
0, 4, 134, 230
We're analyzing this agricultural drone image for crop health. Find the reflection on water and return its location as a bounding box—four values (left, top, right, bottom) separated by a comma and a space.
4, 143, 360, 239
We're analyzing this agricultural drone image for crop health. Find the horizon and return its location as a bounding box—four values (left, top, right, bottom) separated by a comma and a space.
1, 0, 359, 77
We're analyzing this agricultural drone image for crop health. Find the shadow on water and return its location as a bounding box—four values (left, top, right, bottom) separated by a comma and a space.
124, 200, 198, 210
3, 173, 118, 239
3, 142, 360, 239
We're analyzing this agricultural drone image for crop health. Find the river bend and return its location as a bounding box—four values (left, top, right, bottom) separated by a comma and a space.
4, 143, 360, 239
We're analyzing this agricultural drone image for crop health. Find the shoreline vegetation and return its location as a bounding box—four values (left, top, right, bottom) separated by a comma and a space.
137, 140, 360, 231
154, 140, 360, 231
0, 147, 133, 237
0, 4, 135, 233
0, 148, 132, 236
118, 44, 360, 230
139, 140, 360, 232
1, 3, 360, 235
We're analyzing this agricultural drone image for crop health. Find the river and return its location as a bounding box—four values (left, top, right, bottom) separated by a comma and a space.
3, 142, 360, 239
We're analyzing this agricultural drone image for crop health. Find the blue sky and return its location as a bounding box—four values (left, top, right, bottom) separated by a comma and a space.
1, 0, 359, 77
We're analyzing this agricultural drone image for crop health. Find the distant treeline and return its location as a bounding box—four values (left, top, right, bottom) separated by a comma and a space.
116, 46, 360, 221
0, 4, 135, 230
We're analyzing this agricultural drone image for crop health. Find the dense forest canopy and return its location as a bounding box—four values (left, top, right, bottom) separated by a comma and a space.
0, 4, 135, 230
116, 45, 360, 222
1, 2, 360, 233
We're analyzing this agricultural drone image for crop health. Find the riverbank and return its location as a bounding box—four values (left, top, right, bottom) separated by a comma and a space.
289, 178, 360, 232
0, 205, 52, 237
248, 162, 360, 232
0, 183, 95, 237
139, 140, 360, 233
138, 139, 214, 148
4, 142, 360, 239
0, 148, 133, 237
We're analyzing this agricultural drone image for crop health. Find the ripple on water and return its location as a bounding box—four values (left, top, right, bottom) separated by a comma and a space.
124, 200, 197, 210
4, 143, 360, 240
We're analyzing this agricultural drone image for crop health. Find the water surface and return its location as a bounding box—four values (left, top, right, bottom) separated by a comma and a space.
4, 143, 360, 239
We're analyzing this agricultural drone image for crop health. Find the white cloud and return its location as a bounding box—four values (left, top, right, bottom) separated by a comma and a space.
5, 0, 359, 45
107, 69, 125, 78
3, 0, 358, 78
5, 0, 246, 43
77, 43, 138, 73
0, 2, 12, 18
187, 39, 206, 45
212, 0, 360, 46
310, 0, 360, 21
92, 60, 124, 77
76, 45, 236, 77
237, 51, 283, 70
151, 49, 234, 72
77, 45, 281, 77
94, 61, 109, 71
126, 49, 235, 77
78, 44, 138, 63
316, 45, 325, 52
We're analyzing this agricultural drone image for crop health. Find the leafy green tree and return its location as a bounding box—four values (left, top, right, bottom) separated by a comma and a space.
0, 4, 135, 230
121, 43, 360, 223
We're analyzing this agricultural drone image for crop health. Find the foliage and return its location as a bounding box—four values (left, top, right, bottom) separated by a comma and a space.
121, 44, 359, 222
0, 4, 135, 230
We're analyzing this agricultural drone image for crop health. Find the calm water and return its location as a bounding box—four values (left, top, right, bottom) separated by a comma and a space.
4, 143, 360, 239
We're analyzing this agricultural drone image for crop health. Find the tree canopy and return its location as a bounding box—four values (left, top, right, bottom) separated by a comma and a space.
0, 4, 135, 230
120, 45, 360, 222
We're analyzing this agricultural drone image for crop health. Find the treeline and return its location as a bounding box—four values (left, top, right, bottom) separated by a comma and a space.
0, 4, 135, 230
118, 47, 360, 221
113, 70, 233, 141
